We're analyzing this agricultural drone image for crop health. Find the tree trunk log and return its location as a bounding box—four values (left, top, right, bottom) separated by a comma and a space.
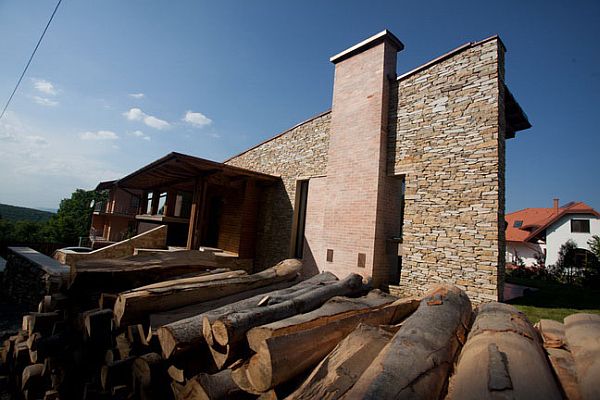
150, 279, 301, 329
343, 284, 471, 400
69, 250, 229, 294
100, 357, 135, 391
211, 273, 365, 348
446, 302, 562, 400
179, 369, 252, 400
157, 269, 337, 360
536, 318, 567, 349
114, 270, 244, 327
240, 293, 418, 392
116, 259, 301, 328
29, 312, 61, 337
287, 323, 394, 400
564, 313, 600, 400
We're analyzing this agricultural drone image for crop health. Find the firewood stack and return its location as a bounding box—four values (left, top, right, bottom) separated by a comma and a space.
1, 254, 599, 400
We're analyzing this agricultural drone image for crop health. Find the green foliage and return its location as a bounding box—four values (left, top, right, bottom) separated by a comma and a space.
549, 239, 580, 284
44, 189, 106, 245
0, 189, 106, 247
588, 235, 600, 260
0, 203, 54, 222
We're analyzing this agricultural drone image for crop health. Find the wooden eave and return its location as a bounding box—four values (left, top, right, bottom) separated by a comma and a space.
114, 152, 279, 192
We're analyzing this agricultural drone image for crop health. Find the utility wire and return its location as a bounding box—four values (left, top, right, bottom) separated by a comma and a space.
0, 0, 63, 121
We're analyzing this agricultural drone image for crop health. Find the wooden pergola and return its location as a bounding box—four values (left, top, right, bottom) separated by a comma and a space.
114, 152, 279, 252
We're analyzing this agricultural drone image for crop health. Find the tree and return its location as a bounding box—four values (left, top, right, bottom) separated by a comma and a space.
45, 189, 106, 245
588, 235, 600, 260
550, 240, 579, 285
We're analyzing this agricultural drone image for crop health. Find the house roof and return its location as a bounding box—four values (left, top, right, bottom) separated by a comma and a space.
506, 202, 600, 243
114, 152, 279, 191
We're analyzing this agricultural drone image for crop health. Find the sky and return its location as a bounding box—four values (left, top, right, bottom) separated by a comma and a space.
0, 0, 598, 212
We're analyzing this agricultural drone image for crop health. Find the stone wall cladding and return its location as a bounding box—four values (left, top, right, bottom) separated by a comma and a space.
389, 38, 506, 302
225, 112, 331, 270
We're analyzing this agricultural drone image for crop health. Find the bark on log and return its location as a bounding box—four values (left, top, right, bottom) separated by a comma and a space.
114, 270, 244, 327
286, 323, 394, 400
116, 260, 301, 328
100, 357, 135, 391
21, 363, 45, 391
211, 273, 365, 348
133, 352, 169, 400
29, 312, 61, 337
43, 389, 60, 400
536, 318, 568, 349
69, 250, 229, 294
99, 293, 118, 310
241, 293, 418, 392
150, 279, 302, 329
446, 302, 562, 400
343, 285, 471, 400
157, 269, 335, 360
564, 313, 600, 400
84, 309, 113, 341
546, 348, 583, 400
179, 369, 252, 400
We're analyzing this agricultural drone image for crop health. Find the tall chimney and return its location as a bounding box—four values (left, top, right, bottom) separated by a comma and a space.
323, 30, 404, 285
553, 198, 559, 214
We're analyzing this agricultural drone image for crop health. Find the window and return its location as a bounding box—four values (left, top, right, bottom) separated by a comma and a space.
513, 220, 523, 228
157, 192, 167, 215
571, 219, 590, 233
145, 192, 153, 214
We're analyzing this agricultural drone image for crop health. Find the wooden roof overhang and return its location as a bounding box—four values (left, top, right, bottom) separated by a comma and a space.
504, 85, 531, 139
114, 152, 279, 192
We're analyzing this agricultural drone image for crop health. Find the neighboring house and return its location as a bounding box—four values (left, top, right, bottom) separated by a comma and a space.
506, 199, 600, 268
90, 30, 531, 302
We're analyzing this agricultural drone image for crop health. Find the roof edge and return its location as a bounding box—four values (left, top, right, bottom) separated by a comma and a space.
330, 29, 404, 64
397, 35, 503, 82
224, 109, 331, 163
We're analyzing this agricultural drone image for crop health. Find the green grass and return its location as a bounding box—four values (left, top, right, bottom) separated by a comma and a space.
506, 276, 600, 323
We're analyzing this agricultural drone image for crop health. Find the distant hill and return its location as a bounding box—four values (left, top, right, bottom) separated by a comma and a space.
0, 203, 55, 222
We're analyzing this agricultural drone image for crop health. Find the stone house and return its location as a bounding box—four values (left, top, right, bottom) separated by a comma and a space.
91, 30, 530, 302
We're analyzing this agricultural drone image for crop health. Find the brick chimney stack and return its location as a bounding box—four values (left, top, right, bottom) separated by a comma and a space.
553, 198, 559, 214
323, 30, 404, 285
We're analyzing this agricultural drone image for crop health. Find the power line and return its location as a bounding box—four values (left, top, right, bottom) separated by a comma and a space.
0, 0, 63, 121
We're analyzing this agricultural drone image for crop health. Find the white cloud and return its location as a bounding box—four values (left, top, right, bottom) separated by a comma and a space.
80, 130, 119, 140
123, 107, 170, 130
32, 96, 59, 107
183, 111, 212, 127
32, 78, 57, 95
129, 93, 145, 99
129, 130, 151, 141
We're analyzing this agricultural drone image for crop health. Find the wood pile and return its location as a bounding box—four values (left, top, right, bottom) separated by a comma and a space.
1, 254, 599, 400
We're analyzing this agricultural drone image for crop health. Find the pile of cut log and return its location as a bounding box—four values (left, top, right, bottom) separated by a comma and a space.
1, 253, 599, 400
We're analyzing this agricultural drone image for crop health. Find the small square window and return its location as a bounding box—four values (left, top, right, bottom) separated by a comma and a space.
571, 219, 590, 233
513, 220, 523, 228
326, 249, 334, 262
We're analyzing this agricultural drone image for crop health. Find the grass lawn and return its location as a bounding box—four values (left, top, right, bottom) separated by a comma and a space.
505, 276, 600, 323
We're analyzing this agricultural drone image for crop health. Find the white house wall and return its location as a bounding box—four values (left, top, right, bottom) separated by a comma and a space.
506, 241, 545, 267
545, 213, 600, 266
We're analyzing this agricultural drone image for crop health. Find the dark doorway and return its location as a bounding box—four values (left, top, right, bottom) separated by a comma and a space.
204, 196, 223, 247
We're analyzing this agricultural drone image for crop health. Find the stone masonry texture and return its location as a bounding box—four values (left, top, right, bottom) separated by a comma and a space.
389, 38, 506, 302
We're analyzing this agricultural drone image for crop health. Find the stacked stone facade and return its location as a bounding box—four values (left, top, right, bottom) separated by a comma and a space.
225, 112, 330, 269
389, 38, 506, 302
224, 33, 522, 302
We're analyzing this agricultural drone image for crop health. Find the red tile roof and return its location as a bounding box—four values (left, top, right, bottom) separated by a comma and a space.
506, 202, 599, 242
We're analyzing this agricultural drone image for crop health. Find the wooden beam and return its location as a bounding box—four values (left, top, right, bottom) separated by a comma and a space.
187, 179, 202, 250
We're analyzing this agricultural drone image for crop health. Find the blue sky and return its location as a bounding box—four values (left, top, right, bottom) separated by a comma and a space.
0, 0, 598, 212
